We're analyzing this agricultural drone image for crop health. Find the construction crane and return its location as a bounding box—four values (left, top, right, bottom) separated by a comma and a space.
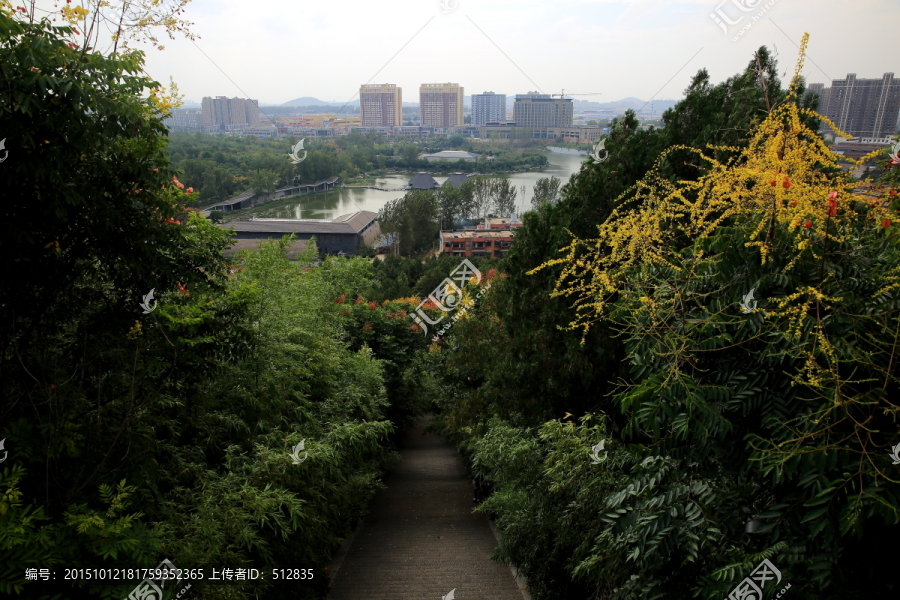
550, 89, 602, 98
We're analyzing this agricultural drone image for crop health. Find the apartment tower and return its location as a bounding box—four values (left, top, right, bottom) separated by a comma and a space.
359, 84, 403, 127
420, 83, 464, 128
471, 92, 507, 125
810, 73, 900, 138
512, 92, 573, 128
201, 96, 260, 128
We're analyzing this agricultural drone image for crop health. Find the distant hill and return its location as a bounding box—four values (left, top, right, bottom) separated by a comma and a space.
281, 97, 347, 107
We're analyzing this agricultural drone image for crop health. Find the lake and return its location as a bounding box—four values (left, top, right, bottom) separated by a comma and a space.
227, 150, 588, 221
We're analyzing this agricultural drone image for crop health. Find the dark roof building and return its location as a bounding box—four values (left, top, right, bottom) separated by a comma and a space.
443, 173, 470, 188
275, 176, 339, 199
408, 173, 439, 189
201, 189, 257, 212
219, 210, 380, 257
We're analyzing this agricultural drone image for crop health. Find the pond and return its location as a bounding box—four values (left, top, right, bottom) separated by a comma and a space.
226, 150, 589, 221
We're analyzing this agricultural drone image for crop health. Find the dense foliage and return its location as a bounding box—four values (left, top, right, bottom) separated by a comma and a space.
5, 12, 900, 600
427, 38, 900, 600
366, 254, 501, 303
0, 15, 437, 600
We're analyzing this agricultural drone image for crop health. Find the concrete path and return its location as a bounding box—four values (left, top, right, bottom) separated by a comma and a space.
326, 414, 527, 600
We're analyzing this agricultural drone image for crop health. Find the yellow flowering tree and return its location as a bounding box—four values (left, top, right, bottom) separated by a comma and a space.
1, 0, 196, 54
530, 33, 900, 595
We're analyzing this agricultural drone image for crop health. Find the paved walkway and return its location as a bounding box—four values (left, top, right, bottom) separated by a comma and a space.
326, 414, 526, 600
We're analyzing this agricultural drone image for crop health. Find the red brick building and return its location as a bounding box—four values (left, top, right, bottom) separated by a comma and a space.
441, 229, 515, 258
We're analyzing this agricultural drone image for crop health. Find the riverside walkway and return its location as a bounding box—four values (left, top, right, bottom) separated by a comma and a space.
326, 414, 528, 600
341, 184, 409, 191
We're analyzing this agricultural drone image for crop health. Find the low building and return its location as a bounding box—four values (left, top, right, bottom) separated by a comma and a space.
440, 229, 515, 259
449, 125, 482, 137
478, 216, 523, 229
478, 123, 602, 142
279, 115, 330, 128
831, 139, 894, 160
241, 125, 279, 138
219, 210, 380, 256
422, 150, 481, 162
202, 189, 257, 213
393, 126, 424, 137
164, 108, 203, 131
275, 176, 339, 198
409, 173, 440, 189
443, 173, 470, 188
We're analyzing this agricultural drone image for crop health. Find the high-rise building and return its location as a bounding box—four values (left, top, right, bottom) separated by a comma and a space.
420, 83, 464, 128
513, 92, 573, 128
164, 108, 203, 131
201, 96, 260, 129
809, 73, 900, 139
359, 84, 402, 127
471, 92, 507, 125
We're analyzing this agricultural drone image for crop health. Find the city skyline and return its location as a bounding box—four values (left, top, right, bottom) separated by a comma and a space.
128, 0, 899, 109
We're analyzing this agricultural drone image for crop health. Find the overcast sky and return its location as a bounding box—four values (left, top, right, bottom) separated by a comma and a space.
125, 0, 896, 106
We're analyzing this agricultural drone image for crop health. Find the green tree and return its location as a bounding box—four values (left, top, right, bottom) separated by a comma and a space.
431, 39, 900, 600
531, 176, 561, 209
437, 182, 463, 229
470, 176, 494, 220
0, 16, 418, 600
401, 142, 420, 165
0, 13, 233, 597
490, 176, 518, 217
250, 168, 280, 197
378, 190, 440, 257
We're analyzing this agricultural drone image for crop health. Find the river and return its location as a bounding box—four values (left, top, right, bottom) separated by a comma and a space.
228, 150, 588, 220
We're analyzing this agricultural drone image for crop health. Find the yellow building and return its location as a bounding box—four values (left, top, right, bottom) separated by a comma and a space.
328, 117, 362, 131
420, 83, 464, 128
279, 115, 329, 128
360, 84, 402, 127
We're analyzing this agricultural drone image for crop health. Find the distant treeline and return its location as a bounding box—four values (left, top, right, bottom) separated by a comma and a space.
166, 130, 548, 206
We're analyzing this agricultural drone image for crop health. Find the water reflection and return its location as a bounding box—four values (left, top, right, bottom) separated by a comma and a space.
232, 151, 588, 221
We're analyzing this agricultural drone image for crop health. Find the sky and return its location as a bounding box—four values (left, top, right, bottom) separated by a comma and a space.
37, 0, 900, 107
